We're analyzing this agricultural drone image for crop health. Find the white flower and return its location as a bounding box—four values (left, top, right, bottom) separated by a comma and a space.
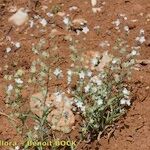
75, 100, 85, 112
113, 19, 120, 26
34, 125, 39, 130
76, 101, 83, 108
6, 47, 12, 53
67, 70, 72, 76
40, 18, 47, 27
87, 70, 92, 77
91, 76, 102, 86
123, 88, 130, 96
91, 57, 98, 66
131, 50, 137, 56
81, 106, 85, 112
79, 71, 85, 79
139, 36, 146, 43
7, 84, 13, 93
84, 85, 90, 93
15, 42, 21, 48
53, 68, 63, 77
120, 98, 131, 106
34, 15, 40, 19
97, 99, 103, 105
140, 29, 144, 35
96, 79, 102, 86
15, 78, 23, 84
136, 36, 145, 44
63, 17, 70, 25
89, 119, 94, 124
112, 58, 118, 64
15, 146, 20, 150
124, 26, 129, 32
54, 92, 63, 102
82, 26, 89, 34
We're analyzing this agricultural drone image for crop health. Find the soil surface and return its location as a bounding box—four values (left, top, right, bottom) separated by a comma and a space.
0, 0, 150, 150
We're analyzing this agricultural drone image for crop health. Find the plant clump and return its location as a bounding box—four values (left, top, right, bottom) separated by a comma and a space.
4, 36, 140, 149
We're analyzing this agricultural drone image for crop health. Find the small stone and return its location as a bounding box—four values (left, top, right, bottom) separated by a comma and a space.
15, 42, 21, 48
73, 18, 87, 25
91, 0, 97, 7
41, 5, 48, 11
145, 86, 150, 90
71, 18, 87, 31
97, 51, 112, 71
30, 92, 74, 133
69, 6, 78, 11
6, 47, 12, 53
57, 12, 66, 17
50, 29, 64, 37
48, 107, 75, 133
46, 12, 54, 17
92, 7, 102, 13
9, 8, 28, 26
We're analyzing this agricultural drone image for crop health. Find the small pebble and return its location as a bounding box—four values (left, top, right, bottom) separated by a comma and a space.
15, 42, 21, 48
6, 47, 12, 53
9, 8, 28, 26
91, 0, 97, 7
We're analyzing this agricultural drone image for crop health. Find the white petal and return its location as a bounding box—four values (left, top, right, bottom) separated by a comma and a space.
82, 26, 89, 34
63, 17, 70, 25
40, 18, 47, 27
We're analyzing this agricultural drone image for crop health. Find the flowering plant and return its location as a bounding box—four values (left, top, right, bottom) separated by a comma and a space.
4, 37, 139, 149
66, 39, 139, 140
